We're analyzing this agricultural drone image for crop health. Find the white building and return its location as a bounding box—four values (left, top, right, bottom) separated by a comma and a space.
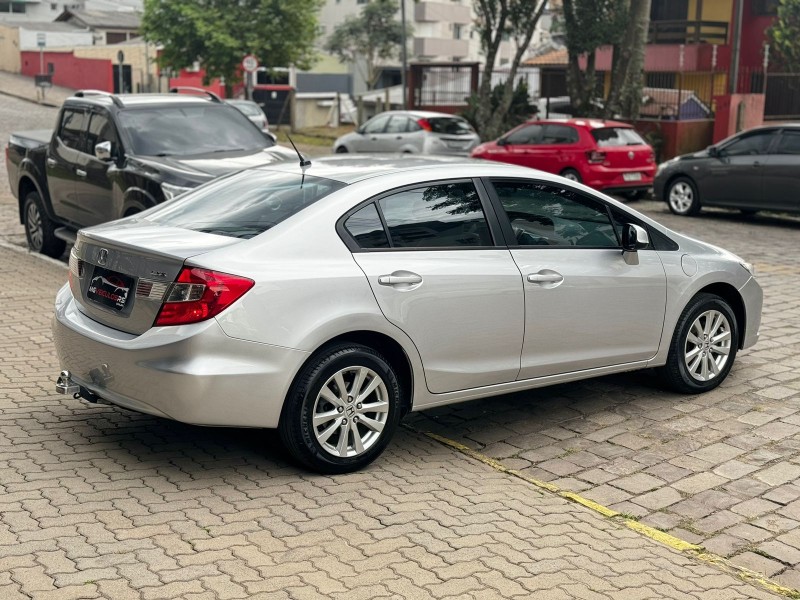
0, 0, 141, 23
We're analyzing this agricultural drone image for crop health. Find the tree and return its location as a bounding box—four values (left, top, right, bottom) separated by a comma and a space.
462, 80, 534, 136
142, 0, 322, 93
770, 0, 800, 72
325, 0, 409, 90
561, 0, 650, 119
472, 0, 549, 140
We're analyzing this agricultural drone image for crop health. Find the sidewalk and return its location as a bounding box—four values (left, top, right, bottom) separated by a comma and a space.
0, 70, 75, 107
0, 239, 786, 599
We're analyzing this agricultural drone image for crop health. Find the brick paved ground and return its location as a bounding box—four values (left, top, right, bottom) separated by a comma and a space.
0, 243, 783, 600
409, 201, 800, 589
2, 88, 799, 597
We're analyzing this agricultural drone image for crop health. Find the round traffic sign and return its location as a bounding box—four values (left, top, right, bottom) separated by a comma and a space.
242, 55, 258, 73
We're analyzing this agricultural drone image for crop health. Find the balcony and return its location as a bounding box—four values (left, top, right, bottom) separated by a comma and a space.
413, 37, 469, 60
648, 20, 729, 45
415, 2, 471, 25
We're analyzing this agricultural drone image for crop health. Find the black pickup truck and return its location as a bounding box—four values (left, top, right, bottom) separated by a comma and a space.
6, 89, 294, 257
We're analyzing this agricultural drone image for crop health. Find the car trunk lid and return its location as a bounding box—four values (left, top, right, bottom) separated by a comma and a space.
70, 226, 241, 335
590, 127, 654, 172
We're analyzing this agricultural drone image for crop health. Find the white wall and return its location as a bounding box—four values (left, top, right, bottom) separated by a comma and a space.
19, 28, 94, 50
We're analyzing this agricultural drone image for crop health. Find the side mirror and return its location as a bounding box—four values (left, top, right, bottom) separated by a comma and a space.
708, 145, 719, 158
497, 137, 508, 146
94, 141, 113, 161
622, 223, 650, 252
356, 125, 365, 134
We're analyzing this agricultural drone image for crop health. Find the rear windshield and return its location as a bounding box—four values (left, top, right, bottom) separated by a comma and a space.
428, 117, 473, 135
118, 105, 271, 156
145, 170, 346, 239
591, 127, 646, 147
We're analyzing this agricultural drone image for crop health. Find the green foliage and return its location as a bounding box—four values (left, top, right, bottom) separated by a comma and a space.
462, 80, 535, 138
142, 0, 322, 86
325, 0, 409, 89
770, 0, 800, 72
562, 0, 628, 55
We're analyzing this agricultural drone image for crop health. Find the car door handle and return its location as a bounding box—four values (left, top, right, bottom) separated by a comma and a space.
527, 271, 563, 284
46, 158, 57, 167
75, 169, 87, 178
396, 136, 403, 140
378, 273, 423, 286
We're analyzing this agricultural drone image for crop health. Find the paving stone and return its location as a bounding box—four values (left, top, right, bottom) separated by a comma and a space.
632, 488, 683, 510
731, 552, 784, 577
672, 473, 728, 495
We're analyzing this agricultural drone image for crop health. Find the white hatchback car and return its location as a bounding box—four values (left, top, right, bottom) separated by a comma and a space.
54, 156, 762, 473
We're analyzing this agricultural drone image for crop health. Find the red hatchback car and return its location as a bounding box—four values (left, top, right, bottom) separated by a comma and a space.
471, 119, 656, 198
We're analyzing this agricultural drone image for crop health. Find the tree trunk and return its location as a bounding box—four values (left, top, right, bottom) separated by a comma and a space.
619, 0, 651, 119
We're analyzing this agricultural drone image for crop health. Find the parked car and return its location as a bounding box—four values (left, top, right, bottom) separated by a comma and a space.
225, 99, 273, 136
655, 124, 800, 216
471, 118, 656, 198
5, 89, 294, 258
53, 156, 761, 474
333, 110, 480, 155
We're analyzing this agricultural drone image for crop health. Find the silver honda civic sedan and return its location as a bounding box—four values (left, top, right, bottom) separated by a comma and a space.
53, 156, 762, 473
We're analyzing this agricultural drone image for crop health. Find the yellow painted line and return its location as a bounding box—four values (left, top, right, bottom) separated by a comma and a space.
418, 429, 800, 599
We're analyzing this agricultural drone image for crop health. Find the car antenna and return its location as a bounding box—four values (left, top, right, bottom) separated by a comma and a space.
286, 135, 311, 168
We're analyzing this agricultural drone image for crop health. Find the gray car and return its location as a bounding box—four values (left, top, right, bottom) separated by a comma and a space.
333, 110, 480, 155
655, 124, 800, 216
53, 156, 761, 473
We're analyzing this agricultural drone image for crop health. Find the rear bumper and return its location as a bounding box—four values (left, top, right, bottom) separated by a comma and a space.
52, 284, 308, 428
584, 164, 656, 192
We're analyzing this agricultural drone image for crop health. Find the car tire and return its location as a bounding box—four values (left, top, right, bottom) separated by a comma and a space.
279, 343, 402, 473
659, 293, 739, 394
23, 191, 65, 258
560, 168, 582, 183
667, 176, 701, 216
335, 146, 348, 154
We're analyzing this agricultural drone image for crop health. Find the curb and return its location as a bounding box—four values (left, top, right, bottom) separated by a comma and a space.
0, 88, 61, 108
413, 427, 800, 599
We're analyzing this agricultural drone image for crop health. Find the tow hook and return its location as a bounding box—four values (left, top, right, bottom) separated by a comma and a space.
55, 371, 107, 404
55, 370, 79, 395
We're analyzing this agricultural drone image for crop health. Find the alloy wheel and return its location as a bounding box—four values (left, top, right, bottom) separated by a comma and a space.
26, 202, 44, 251
669, 182, 694, 214
684, 309, 732, 382
312, 366, 390, 457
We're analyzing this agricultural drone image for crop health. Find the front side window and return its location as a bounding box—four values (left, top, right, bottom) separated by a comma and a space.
85, 111, 118, 156
385, 116, 410, 134
722, 132, 775, 156
146, 171, 345, 239
59, 108, 88, 151
363, 114, 391, 134
491, 180, 618, 248
379, 181, 492, 248
505, 124, 542, 145
776, 130, 800, 155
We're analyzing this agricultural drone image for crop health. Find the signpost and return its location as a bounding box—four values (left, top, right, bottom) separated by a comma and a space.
242, 54, 258, 100
36, 33, 47, 101
117, 50, 125, 94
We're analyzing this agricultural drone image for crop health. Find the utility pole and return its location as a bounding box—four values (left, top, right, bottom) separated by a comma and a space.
400, 0, 408, 110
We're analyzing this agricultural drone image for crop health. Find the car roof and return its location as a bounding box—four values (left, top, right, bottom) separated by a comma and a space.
528, 118, 634, 129
371, 110, 467, 120
250, 154, 554, 184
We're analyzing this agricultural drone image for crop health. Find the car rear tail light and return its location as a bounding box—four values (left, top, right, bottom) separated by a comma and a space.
155, 267, 254, 326
587, 150, 606, 164
417, 118, 432, 131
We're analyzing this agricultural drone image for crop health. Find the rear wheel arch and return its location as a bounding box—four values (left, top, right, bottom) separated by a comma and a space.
286, 330, 415, 418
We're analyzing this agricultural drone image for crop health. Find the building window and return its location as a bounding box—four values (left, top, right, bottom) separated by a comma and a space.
0, 2, 26, 13
453, 24, 462, 39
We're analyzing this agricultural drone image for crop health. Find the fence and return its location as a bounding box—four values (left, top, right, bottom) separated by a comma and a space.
737, 66, 800, 121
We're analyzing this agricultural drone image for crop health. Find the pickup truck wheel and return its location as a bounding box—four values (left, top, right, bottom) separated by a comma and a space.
24, 192, 65, 258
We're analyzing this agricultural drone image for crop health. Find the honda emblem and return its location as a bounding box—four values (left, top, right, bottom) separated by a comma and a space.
97, 248, 108, 266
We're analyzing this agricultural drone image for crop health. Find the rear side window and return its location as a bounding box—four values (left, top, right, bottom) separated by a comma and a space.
427, 117, 473, 135
59, 108, 88, 151
776, 130, 800, 155
146, 171, 345, 239
379, 182, 492, 248
591, 127, 646, 147
345, 204, 389, 248
722, 131, 775, 156
542, 124, 579, 144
